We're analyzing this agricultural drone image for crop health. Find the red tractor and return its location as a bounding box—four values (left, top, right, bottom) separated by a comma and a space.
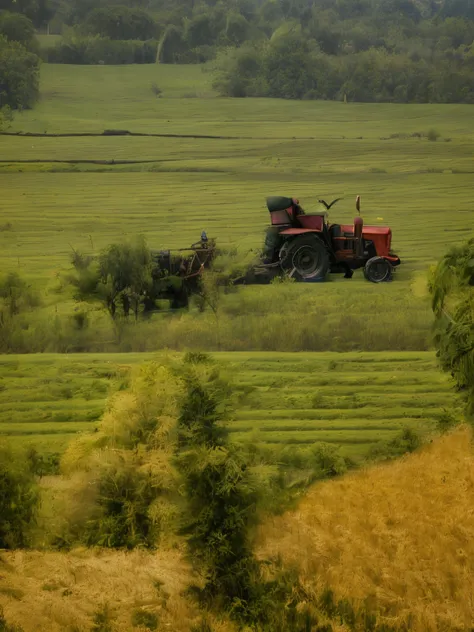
260, 195, 401, 282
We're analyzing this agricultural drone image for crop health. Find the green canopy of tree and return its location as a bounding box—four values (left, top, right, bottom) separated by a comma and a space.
0, 0, 53, 26
0, 35, 40, 109
430, 238, 474, 415
82, 5, 158, 40
0, 10, 37, 49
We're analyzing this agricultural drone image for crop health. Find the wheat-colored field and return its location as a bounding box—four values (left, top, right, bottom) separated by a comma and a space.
257, 426, 474, 632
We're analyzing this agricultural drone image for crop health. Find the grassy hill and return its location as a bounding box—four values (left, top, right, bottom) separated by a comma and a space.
0, 351, 457, 459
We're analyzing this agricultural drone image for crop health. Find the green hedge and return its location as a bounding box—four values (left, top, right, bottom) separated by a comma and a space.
43, 36, 158, 64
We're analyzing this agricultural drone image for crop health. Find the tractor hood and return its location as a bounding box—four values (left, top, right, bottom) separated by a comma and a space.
341, 224, 393, 257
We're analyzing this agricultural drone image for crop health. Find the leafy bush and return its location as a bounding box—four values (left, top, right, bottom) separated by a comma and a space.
0, 443, 38, 548
427, 128, 441, 141
90, 604, 115, 632
131, 609, 158, 630
368, 427, 422, 461
83, 463, 162, 549
26, 448, 61, 477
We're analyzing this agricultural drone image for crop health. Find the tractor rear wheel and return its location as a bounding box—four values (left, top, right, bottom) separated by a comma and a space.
279, 235, 330, 281
364, 256, 393, 283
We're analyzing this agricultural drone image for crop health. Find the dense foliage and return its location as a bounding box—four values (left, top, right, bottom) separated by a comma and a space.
176, 359, 259, 614
0, 0, 53, 27
430, 238, 474, 415
32, 0, 474, 102
68, 237, 192, 320
0, 33, 40, 109
0, 10, 37, 50
0, 443, 38, 548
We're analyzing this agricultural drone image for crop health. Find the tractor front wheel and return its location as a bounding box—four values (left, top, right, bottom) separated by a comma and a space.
280, 235, 330, 281
364, 257, 393, 283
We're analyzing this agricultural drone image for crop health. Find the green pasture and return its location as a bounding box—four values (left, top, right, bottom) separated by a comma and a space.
0, 352, 456, 460
1, 64, 473, 287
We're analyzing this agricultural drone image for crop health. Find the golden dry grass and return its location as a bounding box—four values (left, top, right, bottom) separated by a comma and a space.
0, 547, 203, 632
257, 426, 474, 631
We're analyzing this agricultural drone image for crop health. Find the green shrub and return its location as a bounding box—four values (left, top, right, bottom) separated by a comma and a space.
26, 448, 61, 477
427, 128, 441, 141
131, 609, 158, 630
90, 604, 115, 632
368, 427, 422, 461
82, 462, 162, 549
0, 443, 38, 549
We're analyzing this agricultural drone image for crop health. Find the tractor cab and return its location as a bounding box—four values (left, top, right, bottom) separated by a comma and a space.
266, 196, 327, 232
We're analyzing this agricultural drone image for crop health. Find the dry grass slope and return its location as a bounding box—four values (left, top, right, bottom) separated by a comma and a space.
2, 427, 472, 631
257, 426, 474, 631
0, 548, 201, 632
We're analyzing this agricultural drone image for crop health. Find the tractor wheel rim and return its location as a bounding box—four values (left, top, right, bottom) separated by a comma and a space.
293, 246, 321, 276
370, 261, 389, 281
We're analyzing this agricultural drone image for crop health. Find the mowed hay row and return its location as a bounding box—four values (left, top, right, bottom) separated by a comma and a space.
0, 352, 456, 459
256, 426, 474, 631
0, 549, 205, 632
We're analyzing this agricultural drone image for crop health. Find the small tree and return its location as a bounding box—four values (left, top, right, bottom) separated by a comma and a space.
69, 236, 154, 321
0, 35, 40, 109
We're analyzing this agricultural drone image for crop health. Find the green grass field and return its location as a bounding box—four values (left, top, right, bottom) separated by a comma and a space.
0, 63, 468, 453
0, 64, 473, 283
0, 352, 456, 460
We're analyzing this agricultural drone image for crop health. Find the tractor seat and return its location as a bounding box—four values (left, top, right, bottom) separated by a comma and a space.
329, 224, 342, 238
266, 196, 294, 213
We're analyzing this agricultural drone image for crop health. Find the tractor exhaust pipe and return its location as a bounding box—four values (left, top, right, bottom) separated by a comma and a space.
354, 196, 364, 257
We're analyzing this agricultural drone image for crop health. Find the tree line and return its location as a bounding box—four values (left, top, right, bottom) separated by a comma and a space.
2, 0, 474, 101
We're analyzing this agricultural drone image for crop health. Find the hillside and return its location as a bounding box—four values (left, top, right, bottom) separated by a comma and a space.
1, 426, 473, 631
257, 426, 474, 632
0, 351, 456, 459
